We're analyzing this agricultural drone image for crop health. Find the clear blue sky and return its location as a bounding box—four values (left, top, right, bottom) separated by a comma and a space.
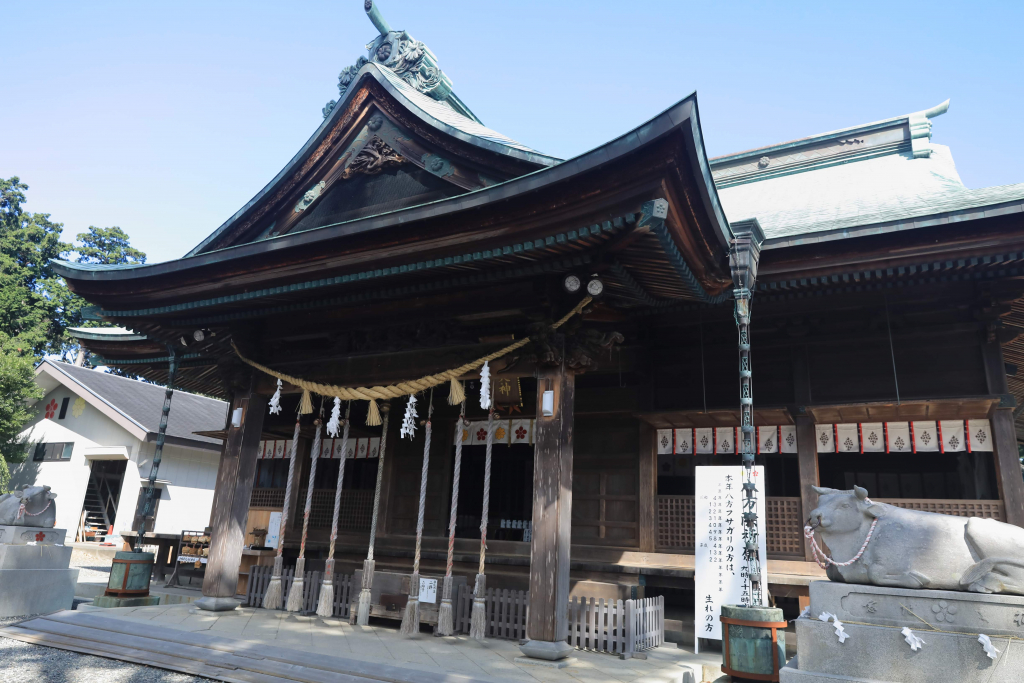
3, 0, 1021, 264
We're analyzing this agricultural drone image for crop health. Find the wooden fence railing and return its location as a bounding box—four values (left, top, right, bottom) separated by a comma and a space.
628, 596, 664, 654
244, 565, 354, 618
452, 584, 661, 658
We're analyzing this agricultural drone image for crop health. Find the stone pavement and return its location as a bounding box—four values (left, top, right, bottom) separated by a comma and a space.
60, 602, 716, 682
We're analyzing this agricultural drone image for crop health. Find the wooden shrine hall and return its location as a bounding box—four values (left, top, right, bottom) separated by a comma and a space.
60, 0, 1024, 656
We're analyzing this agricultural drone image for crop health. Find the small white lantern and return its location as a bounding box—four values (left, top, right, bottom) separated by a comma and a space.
541, 390, 555, 417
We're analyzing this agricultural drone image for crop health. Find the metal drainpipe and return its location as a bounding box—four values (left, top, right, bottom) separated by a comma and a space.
135, 345, 178, 549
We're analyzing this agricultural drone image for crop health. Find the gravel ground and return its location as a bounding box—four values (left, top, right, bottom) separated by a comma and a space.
0, 616, 214, 682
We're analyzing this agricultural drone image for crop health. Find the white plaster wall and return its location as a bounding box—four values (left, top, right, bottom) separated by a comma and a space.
13, 386, 142, 543
118, 442, 219, 536
13, 382, 223, 544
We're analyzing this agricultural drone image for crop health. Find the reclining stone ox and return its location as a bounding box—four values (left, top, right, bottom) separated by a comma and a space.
0, 485, 57, 528
809, 485, 1024, 595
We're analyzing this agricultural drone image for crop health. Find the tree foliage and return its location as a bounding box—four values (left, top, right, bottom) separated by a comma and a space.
76, 226, 147, 266
0, 176, 146, 488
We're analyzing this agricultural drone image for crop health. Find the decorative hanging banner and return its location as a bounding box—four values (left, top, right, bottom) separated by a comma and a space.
835, 424, 859, 453
356, 438, 369, 458
257, 440, 293, 459
715, 427, 734, 455
694, 466, 768, 647
861, 423, 885, 452
368, 437, 382, 458
675, 428, 693, 455
695, 428, 714, 454
656, 429, 673, 455
779, 426, 797, 453
886, 422, 912, 453
967, 419, 994, 452
939, 420, 965, 452
913, 421, 939, 452
815, 424, 835, 453
757, 426, 777, 454
319, 439, 334, 458
336, 439, 351, 459
510, 418, 534, 444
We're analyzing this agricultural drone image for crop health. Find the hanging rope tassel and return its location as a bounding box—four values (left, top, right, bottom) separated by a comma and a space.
264, 417, 302, 610
356, 401, 391, 625
366, 398, 382, 426
402, 390, 434, 636
287, 414, 322, 612
448, 378, 465, 405
316, 401, 351, 618
298, 388, 314, 415
436, 400, 466, 636
469, 399, 495, 640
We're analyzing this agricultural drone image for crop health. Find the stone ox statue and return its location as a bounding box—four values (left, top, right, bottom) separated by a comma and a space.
809, 486, 1024, 595
0, 485, 57, 527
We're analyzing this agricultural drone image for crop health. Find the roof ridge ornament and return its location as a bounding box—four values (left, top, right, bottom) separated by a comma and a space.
908, 98, 950, 159
324, 1, 456, 119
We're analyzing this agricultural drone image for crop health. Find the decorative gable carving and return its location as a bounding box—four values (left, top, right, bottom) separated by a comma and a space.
341, 136, 405, 179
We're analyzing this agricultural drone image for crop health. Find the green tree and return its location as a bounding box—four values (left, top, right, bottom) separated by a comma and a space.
0, 176, 72, 356
0, 348, 42, 493
76, 226, 147, 265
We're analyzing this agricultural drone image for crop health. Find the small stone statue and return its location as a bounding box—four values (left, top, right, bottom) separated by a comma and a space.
0, 485, 58, 527
808, 486, 1024, 595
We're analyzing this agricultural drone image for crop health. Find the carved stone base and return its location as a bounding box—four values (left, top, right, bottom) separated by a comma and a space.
0, 525, 66, 545
0, 542, 77, 617
781, 580, 1024, 683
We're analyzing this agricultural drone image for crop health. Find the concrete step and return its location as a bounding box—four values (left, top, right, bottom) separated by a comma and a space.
1, 610, 492, 683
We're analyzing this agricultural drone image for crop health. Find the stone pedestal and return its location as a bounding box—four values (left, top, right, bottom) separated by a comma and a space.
0, 526, 79, 617
781, 580, 1024, 683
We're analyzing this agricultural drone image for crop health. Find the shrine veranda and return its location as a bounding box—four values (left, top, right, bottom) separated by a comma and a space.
51, 0, 1024, 662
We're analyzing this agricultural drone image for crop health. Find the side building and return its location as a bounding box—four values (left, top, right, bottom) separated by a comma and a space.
13, 357, 228, 544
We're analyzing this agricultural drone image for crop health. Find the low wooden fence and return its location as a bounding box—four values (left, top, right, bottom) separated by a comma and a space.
453, 585, 529, 641
244, 565, 354, 618
453, 584, 662, 658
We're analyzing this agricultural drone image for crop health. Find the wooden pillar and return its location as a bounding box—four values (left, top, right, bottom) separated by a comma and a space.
795, 415, 819, 562
990, 407, 1024, 527
520, 364, 575, 661
197, 378, 266, 611
638, 421, 657, 553
983, 341, 1024, 527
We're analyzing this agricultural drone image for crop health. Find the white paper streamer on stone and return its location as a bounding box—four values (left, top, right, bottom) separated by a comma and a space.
268, 379, 283, 415
479, 361, 491, 410
400, 394, 418, 439
798, 605, 811, 619
978, 634, 1001, 660
326, 397, 342, 437
901, 627, 925, 651
817, 612, 848, 643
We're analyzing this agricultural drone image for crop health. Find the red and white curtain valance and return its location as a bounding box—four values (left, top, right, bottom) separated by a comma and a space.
317, 436, 380, 459
460, 418, 536, 445
656, 426, 799, 456
257, 439, 293, 459
814, 419, 992, 454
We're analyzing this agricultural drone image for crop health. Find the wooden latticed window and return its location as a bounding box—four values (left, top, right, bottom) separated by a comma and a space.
765, 497, 804, 556
656, 495, 695, 551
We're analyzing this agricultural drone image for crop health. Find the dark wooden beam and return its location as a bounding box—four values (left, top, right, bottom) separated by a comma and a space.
522, 364, 575, 660
198, 375, 266, 609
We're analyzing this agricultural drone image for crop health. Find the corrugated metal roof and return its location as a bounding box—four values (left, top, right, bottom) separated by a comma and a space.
44, 360, 227, 445
717, 144, 1024, 241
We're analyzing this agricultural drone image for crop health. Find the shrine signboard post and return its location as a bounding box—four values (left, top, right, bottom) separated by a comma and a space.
694, 465, 768, 652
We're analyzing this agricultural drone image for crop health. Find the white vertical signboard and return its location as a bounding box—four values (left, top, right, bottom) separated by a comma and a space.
694, 465, 768, 651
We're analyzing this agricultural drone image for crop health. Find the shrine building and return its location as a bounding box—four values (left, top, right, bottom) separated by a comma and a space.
58, 0, 1024, 648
